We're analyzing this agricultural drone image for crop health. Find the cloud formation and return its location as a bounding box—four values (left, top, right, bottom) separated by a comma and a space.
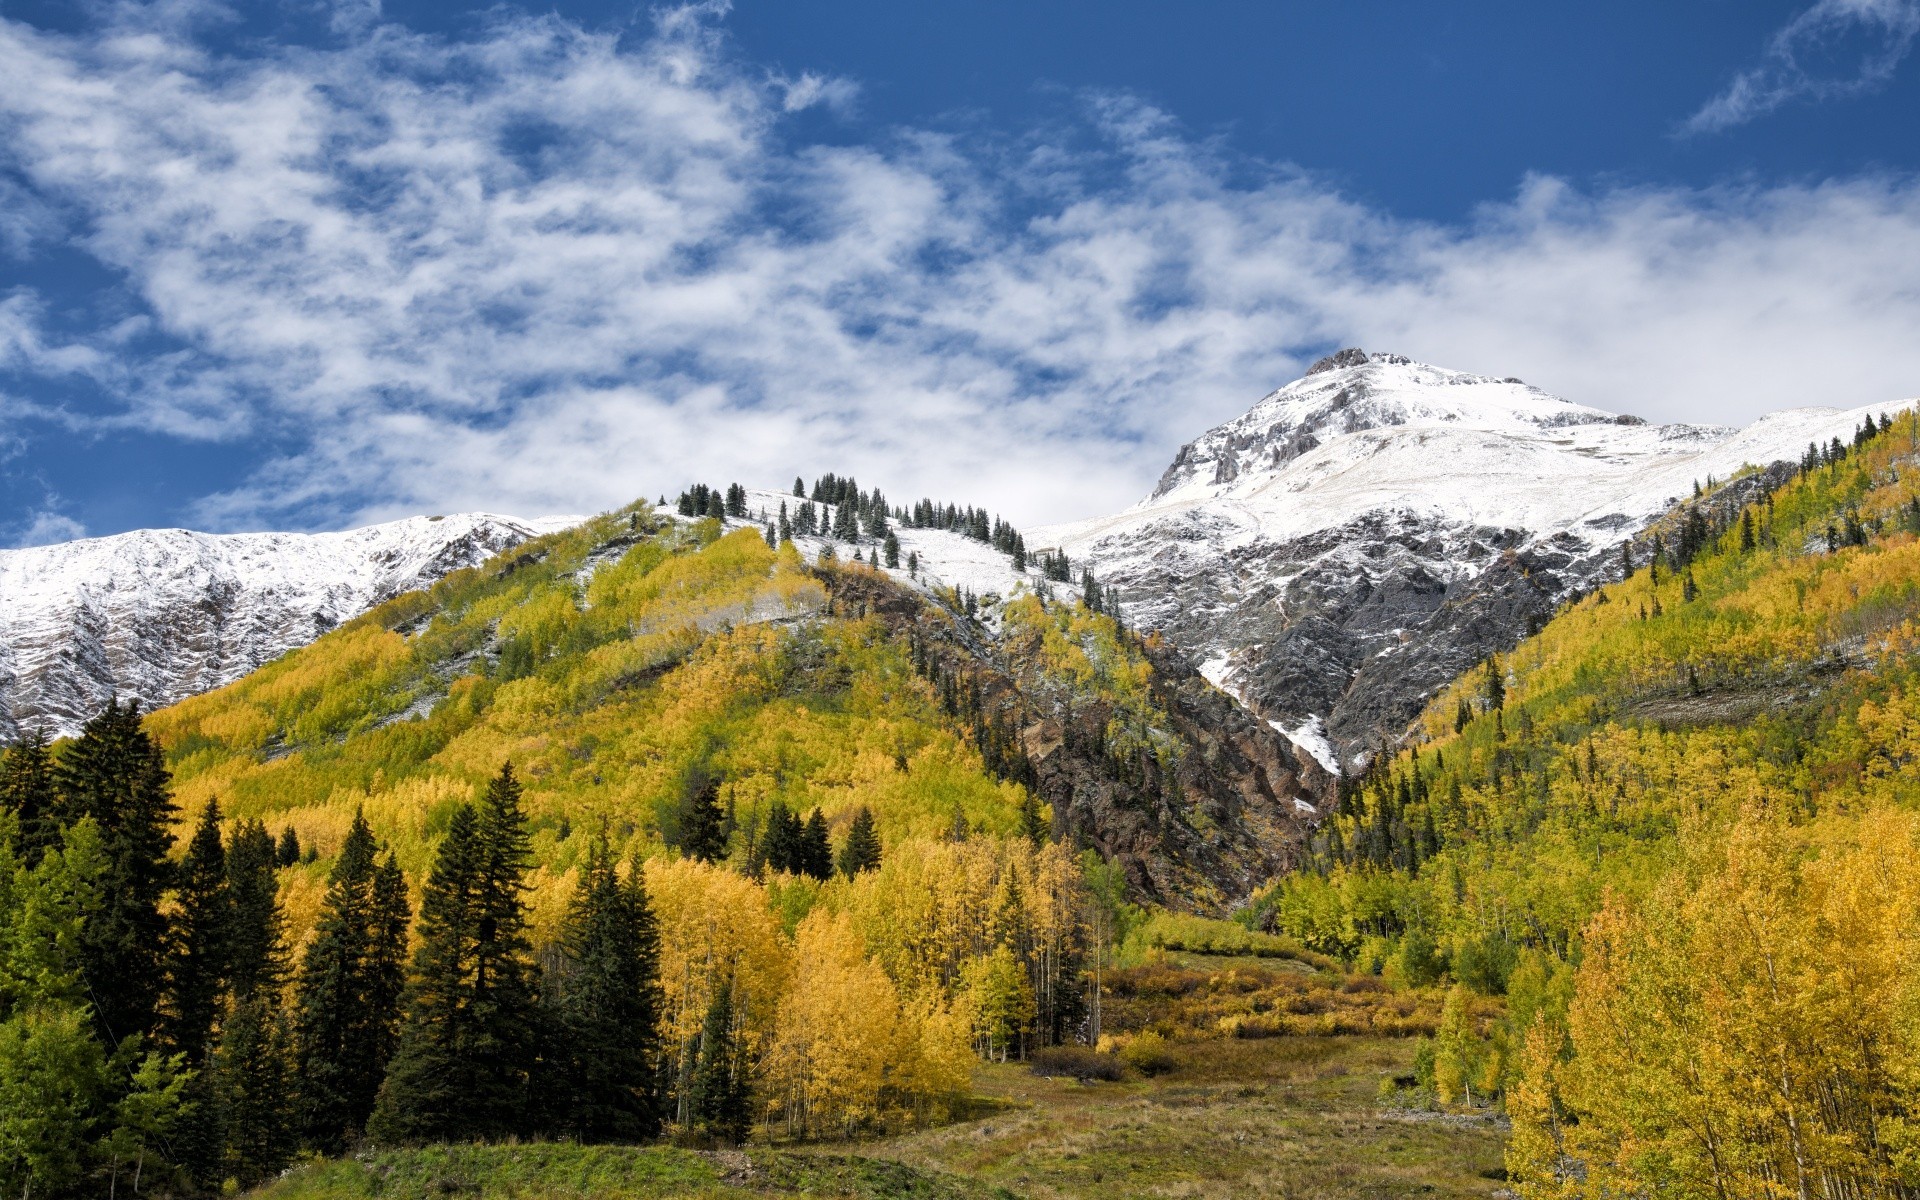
1685, 0, 1920, 134
3, 4, 1920, 536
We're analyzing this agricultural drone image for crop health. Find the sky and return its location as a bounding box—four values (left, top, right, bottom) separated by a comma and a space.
3, 0, 1920, 542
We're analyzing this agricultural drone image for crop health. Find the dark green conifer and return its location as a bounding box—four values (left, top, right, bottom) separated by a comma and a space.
550, 832, 664, 1141
687, 974, 751, 1143
799, 807, 833, 880
369, 765, 541, 1142
760, 801, 800, 875
52, 698, 178, 1046
0, 731, 58, 865
276, 826, 301, 868
675, 771, 728, 863
883, 532, 900, 569
164, 799, 230, 1061
836, 807, 882, 878
1018, 790, 1049, 845
293, 811, 410, 1152
218, 818, 294, 1186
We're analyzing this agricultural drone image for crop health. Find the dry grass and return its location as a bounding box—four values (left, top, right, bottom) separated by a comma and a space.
858, 1034, 1508, 1199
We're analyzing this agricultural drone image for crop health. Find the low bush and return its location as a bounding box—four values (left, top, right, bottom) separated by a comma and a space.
1029, 1045, 1126, 1082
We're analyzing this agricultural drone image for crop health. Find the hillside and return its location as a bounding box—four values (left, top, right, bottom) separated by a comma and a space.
1249, 407, 1920, 1195
0, 513, 576, 741
149, 502, 1321, 928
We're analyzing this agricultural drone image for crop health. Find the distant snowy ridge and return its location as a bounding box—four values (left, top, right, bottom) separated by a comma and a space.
1032, 349, 1916, 766
0, 513, 580, 741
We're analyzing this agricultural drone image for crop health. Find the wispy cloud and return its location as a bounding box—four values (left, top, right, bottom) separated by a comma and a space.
3, 5, 1920, 535
1684, 0, 1920, 134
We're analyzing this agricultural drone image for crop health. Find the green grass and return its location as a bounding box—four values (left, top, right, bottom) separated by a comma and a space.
838, 1035, 1506, 1200
253, 1035, 1505, 1200
254, 1144, 1015, 1200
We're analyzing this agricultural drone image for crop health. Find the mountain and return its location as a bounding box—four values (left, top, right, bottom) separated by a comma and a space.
0, 513, 578, 741
1031, 349, 1914, 770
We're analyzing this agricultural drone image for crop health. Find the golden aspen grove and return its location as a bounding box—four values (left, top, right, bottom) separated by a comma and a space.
1251, 410, 1920, 1197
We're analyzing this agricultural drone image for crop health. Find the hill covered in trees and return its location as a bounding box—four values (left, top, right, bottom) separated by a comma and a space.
1252, 408, 1920, 1196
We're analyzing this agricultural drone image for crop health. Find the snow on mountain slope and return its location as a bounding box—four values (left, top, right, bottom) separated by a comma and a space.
0, 513, 580, 741
1032, 350, 1915, 768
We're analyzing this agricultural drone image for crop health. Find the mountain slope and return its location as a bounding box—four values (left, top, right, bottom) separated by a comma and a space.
0, 512, 577, 741
149, 504, 1318, 917
1033, 349, 1915, 767
1243, 407, 1920, 1193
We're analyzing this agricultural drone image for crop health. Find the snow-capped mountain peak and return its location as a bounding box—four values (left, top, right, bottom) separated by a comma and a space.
1036, 350, 1913, 767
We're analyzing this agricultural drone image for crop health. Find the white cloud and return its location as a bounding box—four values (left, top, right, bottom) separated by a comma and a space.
2, 6, 1920, 535
1684, 0, 1920, 134
8, 505, 87, 547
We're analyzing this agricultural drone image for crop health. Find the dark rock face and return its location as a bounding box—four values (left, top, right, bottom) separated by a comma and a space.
817, 568, 1324, 912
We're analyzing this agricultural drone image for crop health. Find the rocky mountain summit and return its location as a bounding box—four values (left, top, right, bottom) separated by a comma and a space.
1033, 350, 1913, 769
0, 513, 576, 741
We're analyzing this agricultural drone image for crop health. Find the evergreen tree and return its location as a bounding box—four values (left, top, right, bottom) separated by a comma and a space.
164, 800, 230, 1062
1739, 509, 1756, 553
218, 819, 294, 1186
51, 699, 177, 1047
760, 802, 801, 875
799, 808, 833, 881
371, 765, 540, 1143
276, 826, 300, 868
792, 477, 804, 497
0, 733, 58, 865
675, 771, 728, 863
1018, 790, 1049, 845
292, 812, 410, 1152
836, 807, 882, 878
550, 833, 663, 1141
778, 502, 793, 545
687, 974, 751, 1143
1482, 657, 1505, 712
705, 491, 726, 520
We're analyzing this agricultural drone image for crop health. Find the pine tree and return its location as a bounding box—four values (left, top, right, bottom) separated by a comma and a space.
675, 771, 728, 863
276, 826, 300, 869
163, 799, 230, 1061
687, 973, 751, 1143
793, 477, 805, 498
217, 818, 294, 1186
550, 832, 664, 1141
0, 732, 58, 865
1739, 509, 1756, 553
1018, 790, 1049, 845
799, 808, 833, 881
51, 698, 177, 1047
761, 802, 801, 875
836, 807, 882, 878
883, 531, 900, 569
1482, 657, 1505, 712
293, 811, 410, 1152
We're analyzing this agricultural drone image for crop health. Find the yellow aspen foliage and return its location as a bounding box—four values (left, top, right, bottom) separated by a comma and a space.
1517, 807, 1920, 1199
961, 945, 1035, 1062
767, 910, 900, 1137
645, 857, 791, 1054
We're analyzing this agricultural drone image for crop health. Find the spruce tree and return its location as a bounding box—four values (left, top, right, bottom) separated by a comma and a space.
218, 818, 294, 1186
676, 772, 728, 863
836, 807, 882, 878
687, 974, 751, 1143
1018, 791, 1049, 845
370, 765, 540, 1142
165, 798, 230, 1190
51, 698, 177, 1047
276, 826, 301, 869
799, 808, 833, 881
551, 832, 664, 1141
295, 812, 409, 1152
760, 802, 800, 875
0, 732, 58, 865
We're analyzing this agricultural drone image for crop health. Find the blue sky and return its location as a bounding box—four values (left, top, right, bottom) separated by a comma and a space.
4, 0, 1920, 541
